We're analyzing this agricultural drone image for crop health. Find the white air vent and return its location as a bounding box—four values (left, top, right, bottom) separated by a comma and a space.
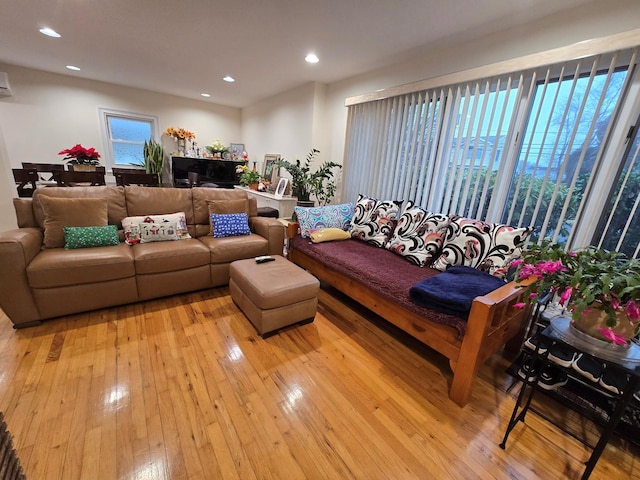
0, 72, 13, 97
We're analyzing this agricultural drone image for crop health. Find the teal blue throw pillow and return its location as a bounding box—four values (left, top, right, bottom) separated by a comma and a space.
294, 203, 354, 238
63, 225, 120, 249
210, 213, 251, 238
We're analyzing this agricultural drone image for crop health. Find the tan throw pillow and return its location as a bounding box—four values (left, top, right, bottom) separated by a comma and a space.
39, 196, 108, 249
310, 228, 351, 243
207, 199, 249, 235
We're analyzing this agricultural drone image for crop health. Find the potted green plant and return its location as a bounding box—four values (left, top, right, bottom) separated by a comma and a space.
275, 148, 341, 206
142, 139, 165, 184
237, 164, 261, 190
513, 241, 640, 345
58, 144, 101, 170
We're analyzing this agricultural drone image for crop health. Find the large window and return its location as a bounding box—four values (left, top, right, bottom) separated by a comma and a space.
99, 109, 159, 171
343, 47, 640, 256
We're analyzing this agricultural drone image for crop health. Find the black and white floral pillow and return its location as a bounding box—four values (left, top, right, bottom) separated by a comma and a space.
349, 194, 401, 247
431, 217, 533, 278
385, 201, 450, 266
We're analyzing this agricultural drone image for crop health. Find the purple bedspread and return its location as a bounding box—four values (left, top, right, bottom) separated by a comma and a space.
290, 236, 468, 337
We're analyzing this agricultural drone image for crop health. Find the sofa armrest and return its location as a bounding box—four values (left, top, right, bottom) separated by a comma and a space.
249, 217, 285, 256
0, 228, 43, 327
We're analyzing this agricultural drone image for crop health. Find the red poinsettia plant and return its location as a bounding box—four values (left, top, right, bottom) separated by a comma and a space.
58, 144, 101, 165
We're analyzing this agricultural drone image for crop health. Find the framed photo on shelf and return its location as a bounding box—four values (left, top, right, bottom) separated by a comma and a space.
230, 143, 245, 161
274, 177, 289, 199
262, 154, 281, 185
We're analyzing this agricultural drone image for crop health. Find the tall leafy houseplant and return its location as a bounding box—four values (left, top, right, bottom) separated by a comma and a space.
276, 149, 341, 206
143, 139, 165, 184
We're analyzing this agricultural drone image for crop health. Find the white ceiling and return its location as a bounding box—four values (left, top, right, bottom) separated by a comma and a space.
0, 0, 596, 108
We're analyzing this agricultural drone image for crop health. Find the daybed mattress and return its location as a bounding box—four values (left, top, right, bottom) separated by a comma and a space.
290, 236, 467, 337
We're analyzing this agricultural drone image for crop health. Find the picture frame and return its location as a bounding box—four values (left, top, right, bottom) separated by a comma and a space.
230, 143, 245, 161
274, 177, 289, 199
262, 154, 281, 185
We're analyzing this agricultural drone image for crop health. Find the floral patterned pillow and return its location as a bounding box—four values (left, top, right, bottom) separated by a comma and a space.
431, 217, 533, 277
122, 212, 191, 245
385, 201, 450, 266
349, 194, 401, 247
294, 203, 354, 238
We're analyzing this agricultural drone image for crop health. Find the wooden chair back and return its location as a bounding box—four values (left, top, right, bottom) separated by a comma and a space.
115, 172, 159, 187
112, 167, 145, 176
21, 162, 64, 182
53, 170, 106, 187
12, 168, 38, 197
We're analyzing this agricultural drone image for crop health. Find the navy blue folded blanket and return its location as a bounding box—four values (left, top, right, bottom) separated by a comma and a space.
409, 266, 506, 319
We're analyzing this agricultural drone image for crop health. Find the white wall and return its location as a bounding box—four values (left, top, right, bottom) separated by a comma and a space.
322, 0, 640, 202
0, 64, 241, 230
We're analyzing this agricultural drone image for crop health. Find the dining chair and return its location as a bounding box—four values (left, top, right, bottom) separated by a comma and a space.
53, 170, 106, 187
12, 168, 38, 197
115, 172, 159, 187
21, 162, 64, 182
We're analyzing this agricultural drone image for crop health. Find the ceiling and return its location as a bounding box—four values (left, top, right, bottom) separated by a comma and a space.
0, 0, 596, 108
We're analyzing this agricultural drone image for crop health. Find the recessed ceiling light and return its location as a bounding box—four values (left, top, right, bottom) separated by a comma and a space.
200, 93, 211, 97
39, 27, 61, 38
66, 65, 81, 71
305, 54, 319, 64
223, 76, 235, 83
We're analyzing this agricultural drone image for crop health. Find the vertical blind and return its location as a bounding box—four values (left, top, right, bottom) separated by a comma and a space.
342, 47, 640, 256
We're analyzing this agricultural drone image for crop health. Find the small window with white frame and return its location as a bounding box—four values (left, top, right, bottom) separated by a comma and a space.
99, 108, 159, 171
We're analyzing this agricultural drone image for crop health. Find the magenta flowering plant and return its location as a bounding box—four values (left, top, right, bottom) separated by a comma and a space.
512, 241, 640, 344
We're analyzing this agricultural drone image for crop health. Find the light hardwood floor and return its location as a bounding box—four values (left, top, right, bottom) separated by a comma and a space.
0, 286, 638, 480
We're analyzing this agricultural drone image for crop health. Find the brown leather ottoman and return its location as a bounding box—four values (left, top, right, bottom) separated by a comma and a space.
229, 255, 320, 337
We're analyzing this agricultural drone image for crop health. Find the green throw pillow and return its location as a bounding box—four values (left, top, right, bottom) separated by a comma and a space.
63, 225, 120, 249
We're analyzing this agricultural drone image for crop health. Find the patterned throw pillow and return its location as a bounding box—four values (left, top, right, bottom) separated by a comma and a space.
210, 213, 251, 238
122, 212, 191, 245
349, 194, 401, 247
431, 217, 533, 277
385, 201, 450, 266
63, 225, 119, 249
139, 222, 180, 243
294, 203, 354, 238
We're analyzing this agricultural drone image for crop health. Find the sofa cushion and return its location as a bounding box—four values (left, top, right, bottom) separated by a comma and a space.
132, 239, 210, 275
139, 222, 180, 243
124, 185, 194, 224
32, 186, 127, 229
294, 203, 354, 238
39, 196, 108, 249
350, 194, 401, 247
26, 244, 135, 288
211, 213, 251, 238
191, 187, 256, 230
431, 217, 533, 277
207, 199, 249, 236
122, 212, 191, 245
64, 225, 120, 250
385, 201, 450, 267
199, 234, 268, 264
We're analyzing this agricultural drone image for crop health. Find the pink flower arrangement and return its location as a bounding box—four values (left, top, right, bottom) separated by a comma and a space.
512, 241, 640, 345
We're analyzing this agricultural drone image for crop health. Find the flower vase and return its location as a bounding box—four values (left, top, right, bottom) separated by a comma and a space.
248, 182, 259, 191
571, 303, 637, 345
177, 138, 186, 156
72, 164, 96, 172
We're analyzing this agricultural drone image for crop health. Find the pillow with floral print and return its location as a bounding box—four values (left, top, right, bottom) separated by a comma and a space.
349, 194, 402, 247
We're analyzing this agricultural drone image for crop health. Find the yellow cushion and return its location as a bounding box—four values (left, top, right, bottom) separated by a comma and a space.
39, 196, 108, 249
310, 228, 351, 243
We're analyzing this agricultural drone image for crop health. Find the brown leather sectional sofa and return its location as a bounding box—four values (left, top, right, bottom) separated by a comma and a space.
0, 186, 285, 328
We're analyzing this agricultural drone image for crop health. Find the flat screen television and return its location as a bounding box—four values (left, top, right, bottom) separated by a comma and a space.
171, 157, 243, 188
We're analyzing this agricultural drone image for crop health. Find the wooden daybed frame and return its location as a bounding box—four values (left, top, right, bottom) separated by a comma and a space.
287, 224, 531, 407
